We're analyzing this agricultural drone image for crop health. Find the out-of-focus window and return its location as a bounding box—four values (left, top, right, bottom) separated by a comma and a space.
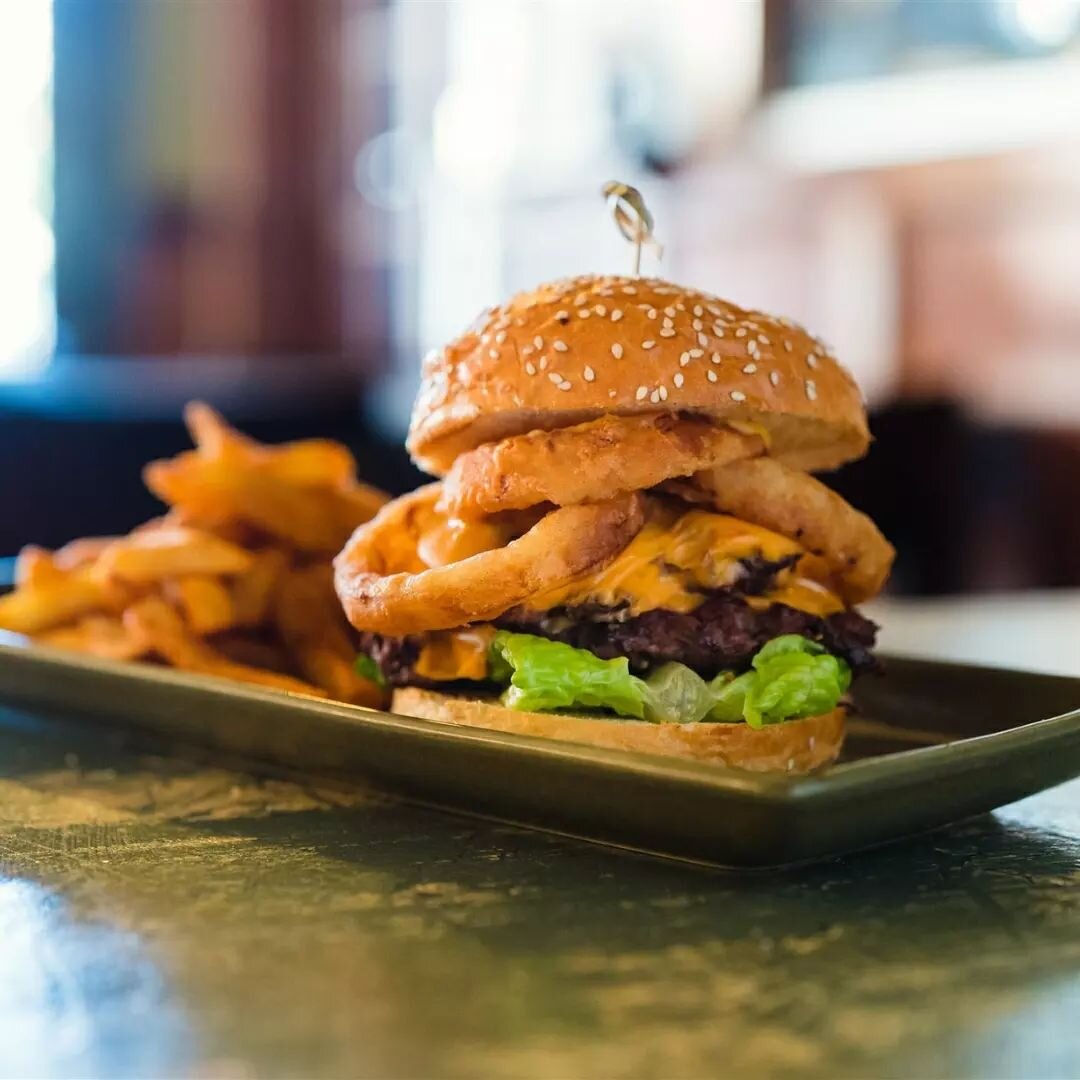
781, 0, 1080, 87
0, 0, 54, 379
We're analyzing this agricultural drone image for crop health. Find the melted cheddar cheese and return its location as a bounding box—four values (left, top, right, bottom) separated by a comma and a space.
528, 508, 843, 616
414, 626, 495, 681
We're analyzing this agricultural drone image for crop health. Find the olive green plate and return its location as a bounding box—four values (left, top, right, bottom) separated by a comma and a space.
0, 634, 1078, 868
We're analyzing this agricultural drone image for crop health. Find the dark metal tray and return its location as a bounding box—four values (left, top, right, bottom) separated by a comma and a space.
0, 634, 1078, 867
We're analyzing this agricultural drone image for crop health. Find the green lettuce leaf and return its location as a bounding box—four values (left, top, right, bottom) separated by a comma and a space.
742, 635, 852, 729
487, 631, 850, 727
353, 653, 387, 688
489, 631, 647, 718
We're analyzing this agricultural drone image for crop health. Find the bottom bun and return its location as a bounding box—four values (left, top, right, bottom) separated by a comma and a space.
392, 687, 845, 773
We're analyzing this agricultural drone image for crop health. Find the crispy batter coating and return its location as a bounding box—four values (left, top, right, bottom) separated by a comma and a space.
334, 484, 646, 635
669, 458, 894, 603
438, 414, 762, 517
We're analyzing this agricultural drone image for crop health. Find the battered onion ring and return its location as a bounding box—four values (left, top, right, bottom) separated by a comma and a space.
438, 414, 762, 517
668, 458, 894, 603
334, 484, 646, 635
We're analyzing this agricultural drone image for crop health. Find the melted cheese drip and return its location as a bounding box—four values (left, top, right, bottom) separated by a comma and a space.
529, 509, 838, 615
414, 626, 495, 681
417, 516, 511, 568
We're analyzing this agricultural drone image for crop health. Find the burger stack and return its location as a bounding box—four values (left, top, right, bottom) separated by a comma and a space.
334, 274, 894, 772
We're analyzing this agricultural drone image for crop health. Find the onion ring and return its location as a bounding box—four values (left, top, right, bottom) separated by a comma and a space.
334, 484, 646, 635
438, 414, 762, 517
669, 458, 894, 603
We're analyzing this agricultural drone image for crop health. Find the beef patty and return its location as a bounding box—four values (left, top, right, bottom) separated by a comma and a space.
360, 593, 878, 689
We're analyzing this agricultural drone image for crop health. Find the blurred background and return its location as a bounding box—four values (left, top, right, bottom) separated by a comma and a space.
3, 0, 1080, 597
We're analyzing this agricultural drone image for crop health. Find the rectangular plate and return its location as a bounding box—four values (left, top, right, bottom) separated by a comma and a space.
1, 634, 1079, 867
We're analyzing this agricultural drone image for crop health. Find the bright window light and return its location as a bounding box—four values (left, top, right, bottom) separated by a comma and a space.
0, 1, 54, 379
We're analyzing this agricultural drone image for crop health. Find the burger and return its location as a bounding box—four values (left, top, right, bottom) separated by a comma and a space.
334, 274, 893, 772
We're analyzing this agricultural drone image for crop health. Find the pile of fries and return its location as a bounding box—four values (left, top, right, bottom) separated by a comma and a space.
0, 403, 388, 706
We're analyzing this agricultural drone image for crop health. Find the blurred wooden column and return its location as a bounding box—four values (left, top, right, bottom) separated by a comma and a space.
260, 0, 344, 355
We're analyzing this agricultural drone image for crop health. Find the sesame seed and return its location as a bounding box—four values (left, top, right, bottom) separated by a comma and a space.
636, 385, 648, 401
735, 327, 747, 338
578, 309, 590, 319
583, 365, 595, 382
553, 340, 568, 352
679, 352, 691, 367
758, 334, 770, 345
594, 304, 607, 316
555, 310, 569, 322
522, 344, 534, 356
806, 379, 818, 400
664, 306, 676, 317
548, 371, 563, 385
697, 332, 709, 347
574, 292, 587, 306
611, 309, 623, 322
659, 385, 668, 401
622, 286, 637, 294
814, 343, 826, 357
539, 356, 548, 371
689, 348, 704, 358
611, 343, 624, 359
711, 352, 722, 364
525, 362, 537, 375
783, 340, 793, 352
673, 372, 685, 388
693, 305, 703, 317
769, 370, 780, 386
706, 304, 723, 317
731, 390, 747, 402
495, 330, 507, 344
743, 363, 757, 373
533, 336, 543, 349
707, 369, 718, 382
609, 389, 618, 398
650, 389, 661, 403
747, 341, 758, 356
558, 381, 572, 391
642, 340, 656, 350
659, 327, 676, 338
692, 318, 703, 332
647, 308, 658, 320
713, 325, 725, 337
481, 333, 490, 344
675, 301, 686, 311
806, 354, 818, 369
662, 316, 674, 329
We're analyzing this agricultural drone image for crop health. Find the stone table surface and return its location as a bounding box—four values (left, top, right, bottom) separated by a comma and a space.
1, 595, 1079, 1079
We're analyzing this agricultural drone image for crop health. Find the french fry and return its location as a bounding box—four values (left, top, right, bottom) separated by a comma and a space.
273, 565, 383, 707
166, 576, 236, 636
145, 402, 388, 552
15, 403, 388, 705
95, 527, 254, 583
124, 596, 324, 697
232, 548, 289, 627
39, 615, 149, 661
264, 438, 357, 489
0, 571, 113, 635
14, 546, 62, 588
53, 536, 120, 571
184, 400, 256, 460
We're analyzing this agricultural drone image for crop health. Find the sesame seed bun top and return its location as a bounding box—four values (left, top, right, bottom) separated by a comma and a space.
407, 274, 870, 476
